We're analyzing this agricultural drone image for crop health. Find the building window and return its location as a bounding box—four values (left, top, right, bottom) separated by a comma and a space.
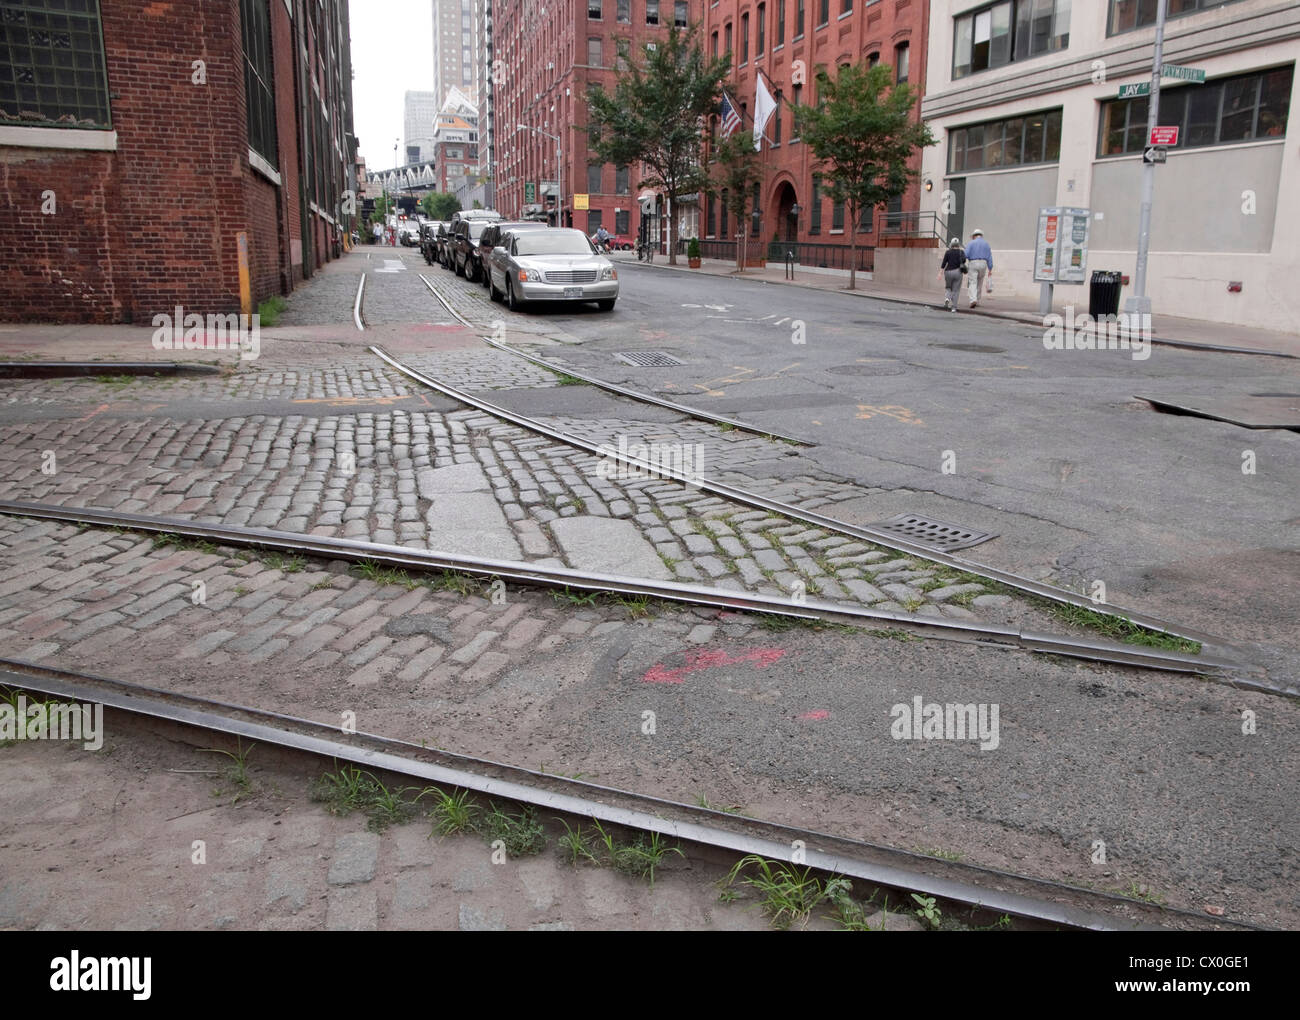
589, 0, 602, 18
587, 36, 602, 65
831, 197, 844, 231
725, 22, 732, 53
1099, 65, 1292, 156
817, 0, 829, 28
751, 182, 761, 234
809, 176, 822, 233
615, 164, 629, 194
791, 83, 801, 141
616, 208, 630, 234
0, 0, 113, 129
617, 0, 630, 23
758, 4, 767, 54
588, 210, 603, 232
867, 50, 879, 68
773, 105, 781, 144
777, 0, 785, 45
588, 164, 603, 193
721, 189, 729, 236
616, 37, 630, 70
895, 42, 909, 83
241, 0, 278, 164
1109, 0, 1244, 35
707, 196, 716, 237
647, 0, 659, 25
711, 30, 718, 57
842, 0, 851, 13
675, 1, 688, 27
796, 0, 805, 36
947, 108, 1063, 172
741, 13, 749, 63
953, 1, 1069, 80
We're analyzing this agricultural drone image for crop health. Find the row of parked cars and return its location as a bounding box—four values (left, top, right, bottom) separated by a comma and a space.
419, 209, 618, 312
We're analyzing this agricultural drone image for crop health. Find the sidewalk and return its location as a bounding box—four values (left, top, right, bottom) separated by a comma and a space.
620, 253, 1300, 359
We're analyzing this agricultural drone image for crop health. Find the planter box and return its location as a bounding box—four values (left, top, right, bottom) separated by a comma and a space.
688, 257, 701, 268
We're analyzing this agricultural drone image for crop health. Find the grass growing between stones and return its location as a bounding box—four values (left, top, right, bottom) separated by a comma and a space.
204, 739, 257, 805
559, 820, 683, 887
310, 762, 418, 832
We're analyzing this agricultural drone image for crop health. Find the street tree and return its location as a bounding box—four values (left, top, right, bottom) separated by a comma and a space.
709, 132, 764, 272
586, 25, 730, 265
421, 192, 461, 220
793, 62, 936, 288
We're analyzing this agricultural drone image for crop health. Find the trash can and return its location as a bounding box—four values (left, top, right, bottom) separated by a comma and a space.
1089, 270, 1123, 318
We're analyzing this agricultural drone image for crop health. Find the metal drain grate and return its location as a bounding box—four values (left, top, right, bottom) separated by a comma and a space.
615, 350, 685, 368
868, 513, 997, 552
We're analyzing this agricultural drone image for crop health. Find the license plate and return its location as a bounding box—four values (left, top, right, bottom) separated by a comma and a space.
563, 287, 584, 299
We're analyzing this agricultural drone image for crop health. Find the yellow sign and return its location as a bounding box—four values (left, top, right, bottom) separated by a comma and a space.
574, 193, 589, 210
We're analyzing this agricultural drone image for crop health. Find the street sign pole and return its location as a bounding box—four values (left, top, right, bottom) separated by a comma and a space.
1125, 0, 1168, 325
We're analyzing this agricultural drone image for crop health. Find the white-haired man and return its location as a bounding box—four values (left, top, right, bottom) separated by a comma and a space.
965, 229, 993, 307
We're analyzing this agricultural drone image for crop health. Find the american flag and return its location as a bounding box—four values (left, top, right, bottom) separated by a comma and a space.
719, 92, 741, 140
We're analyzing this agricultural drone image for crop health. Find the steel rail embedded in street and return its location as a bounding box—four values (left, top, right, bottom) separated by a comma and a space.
0, 500, 1271, 688
0, 659, 1261, 931
368, 344, 1257, 672
418, 270, 814, 445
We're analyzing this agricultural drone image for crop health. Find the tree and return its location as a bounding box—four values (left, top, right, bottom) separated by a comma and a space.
793, 62, 936, 288
421, 191, 461, 220
586, 25, 730, 265
709, 132, 765, 272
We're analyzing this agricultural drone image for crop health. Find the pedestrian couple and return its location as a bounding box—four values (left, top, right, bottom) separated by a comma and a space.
939, 229, 993, 312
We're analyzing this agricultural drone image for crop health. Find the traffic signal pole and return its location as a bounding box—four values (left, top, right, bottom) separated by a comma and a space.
1123, 0, 1168, 327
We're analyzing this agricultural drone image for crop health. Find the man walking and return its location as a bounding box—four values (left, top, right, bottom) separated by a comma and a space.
965, 228, 993, 307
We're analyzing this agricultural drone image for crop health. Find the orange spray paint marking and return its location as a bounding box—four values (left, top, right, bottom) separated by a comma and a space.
799, 710, 830, 721
641, 646, 787, 684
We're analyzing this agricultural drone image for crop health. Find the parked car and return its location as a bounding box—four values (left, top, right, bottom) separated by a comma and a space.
419, 221, 445, 264
487, 227, 618, 312
610, 234, 635, 251
397, 219, 421, 246
445, 209, 501, 276
475, 221, 550, 288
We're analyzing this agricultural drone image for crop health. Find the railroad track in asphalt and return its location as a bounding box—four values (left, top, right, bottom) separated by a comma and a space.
0, 657, 1263, 932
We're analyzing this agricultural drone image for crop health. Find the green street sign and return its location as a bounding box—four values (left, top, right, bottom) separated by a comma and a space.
1118, 82, 1150, 99
524, 181, 536, 203
1162, 64, 1205, 83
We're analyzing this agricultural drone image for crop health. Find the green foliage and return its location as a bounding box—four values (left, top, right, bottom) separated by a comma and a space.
724, 855, 841, 930
257, 295, 288, 326
792, 62, 936, 286
420, 192, 461, 220
709, 132, 763, 259
912, 893, 943, 929
687, 236, 701, 259
586, 25, 731, 263
483, 803, 547, 857
419, 786, 480, 837
310, 763, 417, 831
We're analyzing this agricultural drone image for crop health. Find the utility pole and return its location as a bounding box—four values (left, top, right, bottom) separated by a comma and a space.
1123, 0, 1168, 327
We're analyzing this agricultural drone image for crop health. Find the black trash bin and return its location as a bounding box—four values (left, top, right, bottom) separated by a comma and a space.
1089, 270, 1123, 318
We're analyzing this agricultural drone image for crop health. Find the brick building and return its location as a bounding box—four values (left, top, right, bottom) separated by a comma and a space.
701, 0, 930, 269
0, 0, 358, 324
492, 0, 697, 236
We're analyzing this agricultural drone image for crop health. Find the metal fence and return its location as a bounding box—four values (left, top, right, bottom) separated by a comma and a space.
879, 211, 948, 245
767, 241, 874, 272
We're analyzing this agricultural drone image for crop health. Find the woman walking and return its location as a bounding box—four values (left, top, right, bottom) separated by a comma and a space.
939, 238, 966, 312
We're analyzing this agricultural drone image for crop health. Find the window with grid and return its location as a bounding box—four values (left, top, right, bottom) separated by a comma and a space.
242, 0, 278, 165
617, 0, 630, 23
711, 30, 718, 57
741, 13, 748, 63
616, 208, 630, 233
587, 163, 603, 193
895, 41, 908, 83
588, 209, 603, 232
831, 197, 844, 230
675, 1, 687, 27
947, 108, 1063, 173
720, 189, 729, 236
817, 0, 828, 28
757, 5, 765, 54
646, 0, 659, 25
776, 1, 785, 45
809, 175, 821, 232
1098, 65, 1292, 156
795, 0, 804, 36
1109, 0, 1244, 35
615, 164, 629, 193
724, 22, 731, 53
0, 0, 112, 129
952, 0, 1069, 80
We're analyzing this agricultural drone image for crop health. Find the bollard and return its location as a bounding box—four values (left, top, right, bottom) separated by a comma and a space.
785, 247, 796, 281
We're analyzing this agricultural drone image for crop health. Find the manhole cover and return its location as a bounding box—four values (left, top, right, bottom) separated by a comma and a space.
615, 350, 685, 367
929, 343, 1006, 354
828, 362, 905, 377
867, 513, 997, 552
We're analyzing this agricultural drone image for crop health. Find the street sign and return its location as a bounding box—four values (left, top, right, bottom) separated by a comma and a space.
524, 181, 536, 203
1150, 126, 1179, 145
1117, 82, 1150, 99
1143, 146, 1168, 164
573, 193, 589, 211
1161, 64, 1205, 82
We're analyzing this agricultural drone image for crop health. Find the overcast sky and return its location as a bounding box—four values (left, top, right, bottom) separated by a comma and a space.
349, 0, 435, 171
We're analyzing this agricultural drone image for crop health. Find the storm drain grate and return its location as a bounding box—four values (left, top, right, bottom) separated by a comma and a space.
615, 350, 685, 368
867, 513, 997, 553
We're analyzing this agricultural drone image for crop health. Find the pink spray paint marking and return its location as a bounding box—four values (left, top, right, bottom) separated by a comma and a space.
641, 646, 787, 684
799, 710, 831, 721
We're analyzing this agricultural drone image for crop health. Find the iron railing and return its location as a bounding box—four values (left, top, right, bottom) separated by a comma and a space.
767, 241, 874, 272
879, 211, 948, 244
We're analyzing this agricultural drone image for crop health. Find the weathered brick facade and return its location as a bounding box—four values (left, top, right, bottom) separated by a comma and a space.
0, 0, 356, 324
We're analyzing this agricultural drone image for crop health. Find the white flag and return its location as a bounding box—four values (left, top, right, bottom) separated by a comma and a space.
753, 74, 776, 152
